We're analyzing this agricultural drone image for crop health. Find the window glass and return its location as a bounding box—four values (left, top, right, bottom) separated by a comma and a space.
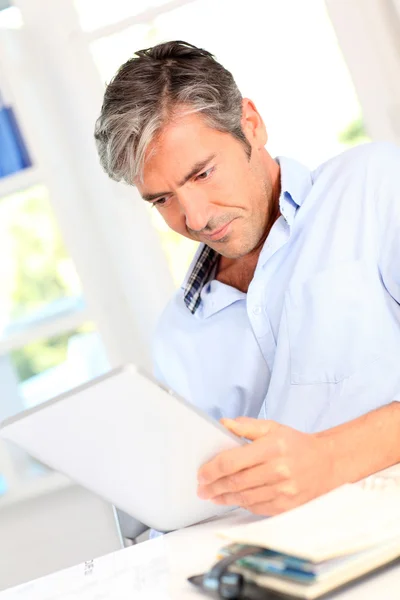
10, 324, 109, 409
0, 185, 110, 410
0, 324, 110, 495
0, 185, 82, 330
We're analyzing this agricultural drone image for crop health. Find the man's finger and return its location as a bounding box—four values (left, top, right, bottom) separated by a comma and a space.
211, 483, 279, 509
221, 417, 279, 441
246, 500, 282, 517
248, 494, 307, 517
198, 437, 272, 484
198, 460, 290, 499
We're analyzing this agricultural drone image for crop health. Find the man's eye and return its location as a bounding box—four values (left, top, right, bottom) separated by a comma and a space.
196, 167, 213, 181
153, 197, 167, 207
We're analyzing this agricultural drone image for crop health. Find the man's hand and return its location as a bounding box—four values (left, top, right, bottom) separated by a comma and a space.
197, 417, 335, 516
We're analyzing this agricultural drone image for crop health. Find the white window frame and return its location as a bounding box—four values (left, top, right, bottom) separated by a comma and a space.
326, 0, 400, 145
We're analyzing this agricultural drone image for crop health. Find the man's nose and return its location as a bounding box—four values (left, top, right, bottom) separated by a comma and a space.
178, 189, 212, 233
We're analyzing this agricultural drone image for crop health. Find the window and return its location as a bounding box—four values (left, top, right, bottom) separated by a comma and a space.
0, 182, 110, 404
0, 180, 110, 496
0, 185, 80, 327
0, 22, 111, 496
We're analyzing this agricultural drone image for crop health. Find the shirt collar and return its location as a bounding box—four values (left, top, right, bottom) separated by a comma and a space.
276, 156, 313, 224
182, 244, 219, 314
182, 157, 312, 314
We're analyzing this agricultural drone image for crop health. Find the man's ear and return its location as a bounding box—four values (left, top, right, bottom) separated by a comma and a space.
241, 98, 268, 148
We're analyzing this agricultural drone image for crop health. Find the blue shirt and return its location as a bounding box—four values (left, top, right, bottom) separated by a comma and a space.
152, 142, 400, 433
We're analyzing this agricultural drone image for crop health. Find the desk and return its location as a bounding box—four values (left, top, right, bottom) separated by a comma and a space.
1, 507, 399, 599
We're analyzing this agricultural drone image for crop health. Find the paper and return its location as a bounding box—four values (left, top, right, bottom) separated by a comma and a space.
219, 482, 400, 562
359, 464, 400, 491
0, 537, 169, 600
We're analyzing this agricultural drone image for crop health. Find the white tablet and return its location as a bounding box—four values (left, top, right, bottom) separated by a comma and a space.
0, 365, 244, 531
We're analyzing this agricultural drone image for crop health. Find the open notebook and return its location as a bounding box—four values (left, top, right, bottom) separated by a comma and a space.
215, 469, 400, 599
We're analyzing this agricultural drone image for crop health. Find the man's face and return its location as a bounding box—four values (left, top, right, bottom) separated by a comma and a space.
137, 101, 273, 259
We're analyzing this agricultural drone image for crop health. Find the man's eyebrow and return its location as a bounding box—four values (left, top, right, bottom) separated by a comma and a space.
141, 154, 216, 202
142, 190, 170, 202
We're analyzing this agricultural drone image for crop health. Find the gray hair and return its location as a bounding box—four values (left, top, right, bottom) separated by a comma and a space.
94, 40, 251, 184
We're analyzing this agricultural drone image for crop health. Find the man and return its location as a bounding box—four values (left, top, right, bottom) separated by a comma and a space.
95, 41, 400, 518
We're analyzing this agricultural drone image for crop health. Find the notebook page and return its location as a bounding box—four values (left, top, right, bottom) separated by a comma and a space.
219, 483, 400, 562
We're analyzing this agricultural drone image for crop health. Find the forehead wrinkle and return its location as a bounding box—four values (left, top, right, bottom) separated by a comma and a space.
141, 152, 216, 201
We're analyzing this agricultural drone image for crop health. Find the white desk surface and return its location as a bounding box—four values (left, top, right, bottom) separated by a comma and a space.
1, 505, 399, 600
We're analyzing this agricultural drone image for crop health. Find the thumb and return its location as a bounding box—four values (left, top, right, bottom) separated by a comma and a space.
220, 417, 279, 440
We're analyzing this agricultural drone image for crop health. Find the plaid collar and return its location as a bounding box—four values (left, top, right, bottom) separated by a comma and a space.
183, 245, 219, 314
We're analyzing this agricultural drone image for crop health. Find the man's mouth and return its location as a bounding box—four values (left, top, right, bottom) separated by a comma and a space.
202, 220, 234, 242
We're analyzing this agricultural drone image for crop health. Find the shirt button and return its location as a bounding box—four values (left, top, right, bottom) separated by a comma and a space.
252, 305, 262, 315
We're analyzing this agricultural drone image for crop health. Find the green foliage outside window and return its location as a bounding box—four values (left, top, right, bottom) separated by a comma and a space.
338, 116, 370, 146
0, 185, 82, 382
11, 323, 94, 382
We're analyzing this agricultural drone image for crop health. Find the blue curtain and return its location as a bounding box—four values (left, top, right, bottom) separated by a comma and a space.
0, 90, 32, 178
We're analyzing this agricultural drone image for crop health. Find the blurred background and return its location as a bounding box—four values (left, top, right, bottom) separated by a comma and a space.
0, 0, 399, 590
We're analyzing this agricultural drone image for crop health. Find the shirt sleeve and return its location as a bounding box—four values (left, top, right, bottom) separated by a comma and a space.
376, 143, 400, 304
375, 143, 400, 402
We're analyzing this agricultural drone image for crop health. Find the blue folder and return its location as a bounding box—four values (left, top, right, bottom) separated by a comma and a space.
0, 99, 31, 178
